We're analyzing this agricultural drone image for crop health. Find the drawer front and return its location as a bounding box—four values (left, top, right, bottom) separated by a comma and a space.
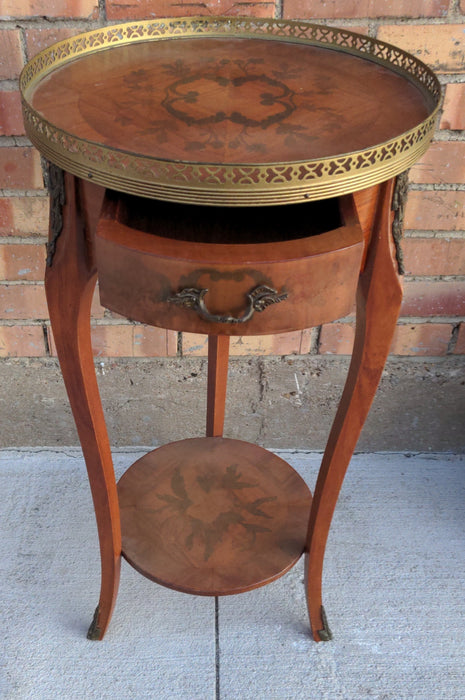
96, 235, 363, 336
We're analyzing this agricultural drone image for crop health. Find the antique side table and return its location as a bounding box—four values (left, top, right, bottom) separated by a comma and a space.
20, 17, 440, 642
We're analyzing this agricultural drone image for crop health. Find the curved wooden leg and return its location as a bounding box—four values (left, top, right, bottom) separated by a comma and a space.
45, 169, 121, 640
305, 179, 403, 641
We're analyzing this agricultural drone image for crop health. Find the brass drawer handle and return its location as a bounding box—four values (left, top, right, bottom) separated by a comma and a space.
167, 284, 288, 324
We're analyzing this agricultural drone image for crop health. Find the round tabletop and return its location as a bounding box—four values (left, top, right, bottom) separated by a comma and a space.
20, 17, 440, 206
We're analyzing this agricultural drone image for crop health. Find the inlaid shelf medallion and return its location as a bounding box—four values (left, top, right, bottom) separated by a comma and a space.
20, 17, 439, 643
118, 438, 312, 596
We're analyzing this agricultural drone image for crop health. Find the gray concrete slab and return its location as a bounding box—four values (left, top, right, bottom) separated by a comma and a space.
1, 449, 464, 699
1, 356, 465, 452
0, 450, 216, 700
218, 452, 465, 699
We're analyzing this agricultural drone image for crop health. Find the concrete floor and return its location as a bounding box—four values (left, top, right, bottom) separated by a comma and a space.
1, 448, 464, 699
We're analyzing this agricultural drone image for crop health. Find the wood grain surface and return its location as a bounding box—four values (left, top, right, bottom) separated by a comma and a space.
30, 37, 431, 165
118, 438, 312, 596
96, 192, 364, 335
305, 178, 404, 641
44, 173, 121, 640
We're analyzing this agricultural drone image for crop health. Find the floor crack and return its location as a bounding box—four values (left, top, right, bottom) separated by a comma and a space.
215, 596, 220, 700
257, 358, 268, 443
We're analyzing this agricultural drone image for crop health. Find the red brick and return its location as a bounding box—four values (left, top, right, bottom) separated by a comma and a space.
284, 0, 448, 19
182, 331, 306, 356
25, 28, 82, 59
0, 92, 24, 137
377, 24, 465, 73
88, 324, 133, 357
49, 322, 176, 357
232, 333, 305, 356
390, 323, 451, 355
279, 20, 370, 36
319, 323, 355, 355
453, 323, 465, 353
409, 142, 465, 185
0, 284, 48, 320
300, 328, 314, 354
401, 280, 465, 316
0, 197, 49, 237
182, 333, 208, 356
440, 83, 465, 131
404, 191, 465, 231
0, 0, 98, 19
0, 31, 23, 80
1, 290, 121, 346
0, 148, 43, 190
133, 325, 177, 356
319, 320, 454, 355
0, 200, 13, 235
402, 237, 465, 276
106, 0, 274, 20
0, 243, 45, 281
50, 323, 132, 357
0, 324, 45, 357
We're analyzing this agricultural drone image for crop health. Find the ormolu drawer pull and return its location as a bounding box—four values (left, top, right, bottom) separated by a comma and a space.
167, 284, 288, 324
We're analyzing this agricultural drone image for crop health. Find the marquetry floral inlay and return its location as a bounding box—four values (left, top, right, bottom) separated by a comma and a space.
145, 464, 277, 561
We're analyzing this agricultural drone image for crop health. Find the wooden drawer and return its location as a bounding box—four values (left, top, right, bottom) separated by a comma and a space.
95, 193, 364, 336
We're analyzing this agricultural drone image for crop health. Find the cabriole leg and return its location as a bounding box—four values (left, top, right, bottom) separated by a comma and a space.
44, 168, 121, 640
305, 179, 403, 641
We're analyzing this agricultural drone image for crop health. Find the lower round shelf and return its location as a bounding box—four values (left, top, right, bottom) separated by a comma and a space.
117, 437, 312, 596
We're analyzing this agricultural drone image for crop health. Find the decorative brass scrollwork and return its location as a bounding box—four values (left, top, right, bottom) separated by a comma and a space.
45, 162, 66, 267
167, 284, 288, 324
317, 605, 333, 642
392, 169, 409, 275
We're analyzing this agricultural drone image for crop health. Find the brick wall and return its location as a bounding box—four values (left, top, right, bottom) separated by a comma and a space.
1, 1, 464, 360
